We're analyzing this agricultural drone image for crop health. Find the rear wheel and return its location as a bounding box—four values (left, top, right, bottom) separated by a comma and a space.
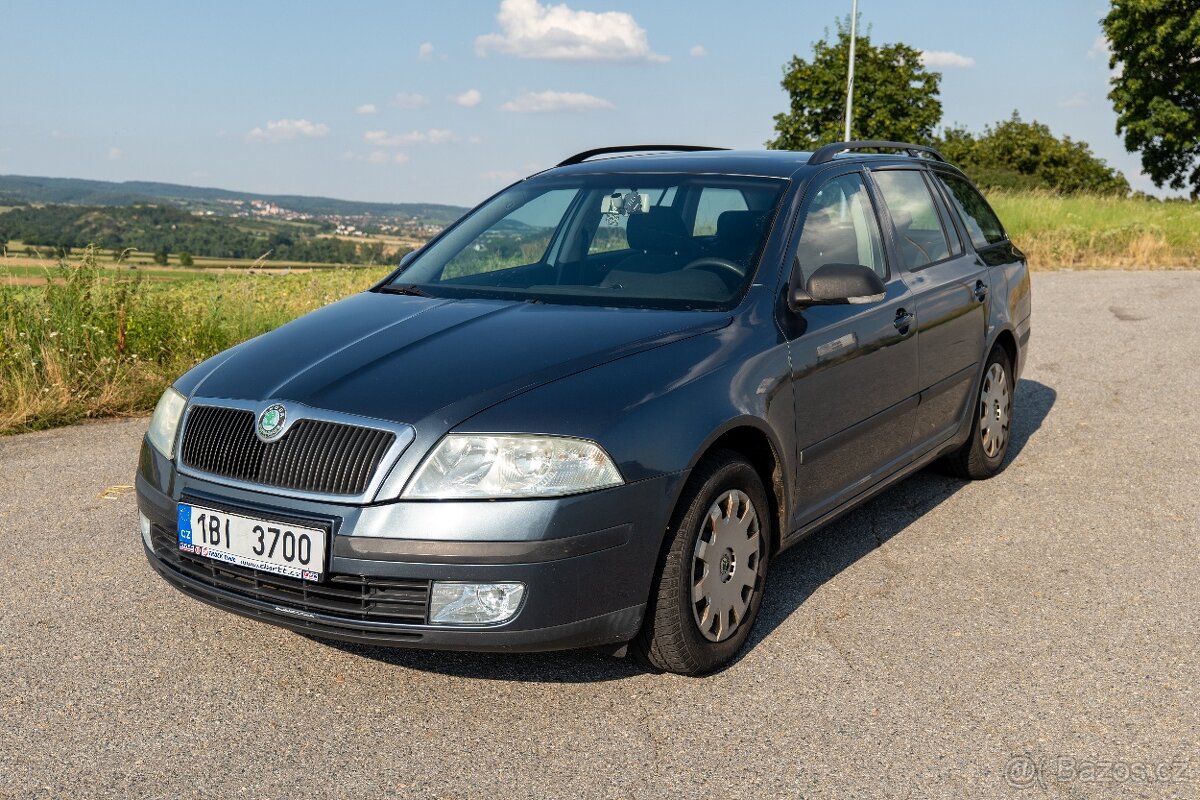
634, 451, 771, 675
944, 347, 1014, 480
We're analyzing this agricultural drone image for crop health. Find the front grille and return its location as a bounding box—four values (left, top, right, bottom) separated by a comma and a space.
181, 405, 396, 496
150, 526, 430, 625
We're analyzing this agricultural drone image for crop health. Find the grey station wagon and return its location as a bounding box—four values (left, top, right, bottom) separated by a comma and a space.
137, 141, 1032, 675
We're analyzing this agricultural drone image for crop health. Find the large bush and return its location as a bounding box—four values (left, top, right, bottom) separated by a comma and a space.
938, 113, 1130, 195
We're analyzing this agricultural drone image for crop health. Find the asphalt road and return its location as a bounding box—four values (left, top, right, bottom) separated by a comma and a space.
1, 271, 1197, 799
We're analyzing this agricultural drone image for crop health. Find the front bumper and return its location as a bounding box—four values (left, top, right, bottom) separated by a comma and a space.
137, 441, 682, 652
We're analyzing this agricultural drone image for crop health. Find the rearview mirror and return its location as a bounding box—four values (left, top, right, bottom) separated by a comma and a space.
789, 263, 886, 310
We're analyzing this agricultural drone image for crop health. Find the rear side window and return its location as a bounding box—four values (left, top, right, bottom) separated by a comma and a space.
693, 188, 748, 235
871, 170, 951, 270
935, 173, 1006, 249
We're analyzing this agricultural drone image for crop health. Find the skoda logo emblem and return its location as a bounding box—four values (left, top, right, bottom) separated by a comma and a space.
257, 403, 287, 440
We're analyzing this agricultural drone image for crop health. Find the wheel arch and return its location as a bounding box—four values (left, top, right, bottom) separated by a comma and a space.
683, 418, 788, 554
991, 327, 1019, 373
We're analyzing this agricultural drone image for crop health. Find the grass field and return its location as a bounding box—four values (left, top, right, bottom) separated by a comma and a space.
1, 240, 395, 275
0, 249, 389, 434
988, 191, 1200, 268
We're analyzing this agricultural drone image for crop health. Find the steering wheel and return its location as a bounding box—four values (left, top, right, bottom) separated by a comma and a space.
682, 257, 745, 285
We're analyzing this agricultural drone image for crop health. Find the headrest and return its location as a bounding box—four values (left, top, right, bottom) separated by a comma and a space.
626, 208, 688, 253
890, 209, 913, 231
716, 210, 768, 242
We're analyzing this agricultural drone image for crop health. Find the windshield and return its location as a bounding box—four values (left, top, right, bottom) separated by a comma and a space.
386, 174, 788, 310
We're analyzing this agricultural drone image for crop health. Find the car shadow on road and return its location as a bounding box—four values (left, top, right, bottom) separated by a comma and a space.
320, 379, 1056, 683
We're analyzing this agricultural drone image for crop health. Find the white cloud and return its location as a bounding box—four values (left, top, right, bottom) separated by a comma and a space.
245, 118, 330, 143
689, 44, 707, 58
920, 50, 975, 68
418, 42, 435, 61
475, 0, 667, 62
393, 92, 430, 110
355, 103, 377, 115
1057, 93, 1089, 108
365, 128, 456, 146
368, 150, 411, 165
500, 90, 614, 112
452, 89, 483, 108
107, 146, 122, 160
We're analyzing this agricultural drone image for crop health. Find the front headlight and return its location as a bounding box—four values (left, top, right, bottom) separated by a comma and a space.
146, 387, 187, 459
403, 434, 623, 499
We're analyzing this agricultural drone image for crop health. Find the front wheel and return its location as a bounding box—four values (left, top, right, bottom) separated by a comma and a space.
944, 347, 1015, 480
633, 451, 771, 675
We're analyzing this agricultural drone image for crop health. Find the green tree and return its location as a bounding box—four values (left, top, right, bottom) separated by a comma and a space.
768, 18, 942, 150
178, 251, 194, 267
937, 113, 1130, 195
152, 248, 169, 266
1103, 1, 1200, 197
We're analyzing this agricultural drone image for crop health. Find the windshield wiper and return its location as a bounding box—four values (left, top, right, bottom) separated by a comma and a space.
379, 283, 433, 297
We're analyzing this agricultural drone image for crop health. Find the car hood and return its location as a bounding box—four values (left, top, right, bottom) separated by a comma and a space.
182, 291, 731, 428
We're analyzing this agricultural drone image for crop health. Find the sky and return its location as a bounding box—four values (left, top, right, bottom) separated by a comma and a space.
0, 0, 1150, 207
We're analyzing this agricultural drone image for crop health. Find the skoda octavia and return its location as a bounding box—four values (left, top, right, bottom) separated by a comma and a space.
137, 142, 1031, 675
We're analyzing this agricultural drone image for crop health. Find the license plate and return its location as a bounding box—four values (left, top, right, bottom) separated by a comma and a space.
177, 503, 327, 582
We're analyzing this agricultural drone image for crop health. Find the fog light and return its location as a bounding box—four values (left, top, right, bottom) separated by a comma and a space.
429, 582, 525, 626
138, 512, 152, 549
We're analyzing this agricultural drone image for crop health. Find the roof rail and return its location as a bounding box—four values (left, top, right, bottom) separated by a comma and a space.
808, 140, 945, 165
557, 144, 729, 167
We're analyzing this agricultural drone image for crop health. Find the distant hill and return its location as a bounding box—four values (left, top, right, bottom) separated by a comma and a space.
0, 174, 469, 225
0, 204, 399, 264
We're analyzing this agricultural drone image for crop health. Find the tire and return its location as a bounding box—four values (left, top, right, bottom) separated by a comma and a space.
633, 450, 772, 675
943, 346, 1015, 480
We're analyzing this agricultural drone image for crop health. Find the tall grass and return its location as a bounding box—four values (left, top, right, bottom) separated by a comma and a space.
989, 190, 1200, 269
0, 248, 388, 434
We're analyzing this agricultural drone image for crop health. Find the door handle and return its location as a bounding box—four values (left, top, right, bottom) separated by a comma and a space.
893, 308, 915, 332
974, 280, 988, 302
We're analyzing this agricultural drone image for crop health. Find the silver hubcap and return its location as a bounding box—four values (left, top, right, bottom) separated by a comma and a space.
691, 489, 762, 642
979, 362, 1011, 459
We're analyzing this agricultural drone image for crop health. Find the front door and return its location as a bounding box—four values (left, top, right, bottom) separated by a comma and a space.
783, 171, 920, 531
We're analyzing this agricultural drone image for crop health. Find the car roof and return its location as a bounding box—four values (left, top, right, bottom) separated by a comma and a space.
542, 148, 951, 180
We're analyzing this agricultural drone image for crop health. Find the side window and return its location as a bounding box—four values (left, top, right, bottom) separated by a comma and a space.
935, 173, 1006, 250
693, 188, 748, 236
441, 189, 576, 279
871, 170, 951, 270
794, 173, 887, 279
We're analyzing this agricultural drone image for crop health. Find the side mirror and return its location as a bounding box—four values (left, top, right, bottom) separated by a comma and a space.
397, 249, 419, 269
789, 262, 886, 310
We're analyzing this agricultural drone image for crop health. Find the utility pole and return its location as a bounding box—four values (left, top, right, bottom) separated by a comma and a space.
844, 0, 858, 142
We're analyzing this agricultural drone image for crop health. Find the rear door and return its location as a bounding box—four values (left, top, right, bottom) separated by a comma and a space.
783, 169, 920, 530
869, 167, 988, 450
